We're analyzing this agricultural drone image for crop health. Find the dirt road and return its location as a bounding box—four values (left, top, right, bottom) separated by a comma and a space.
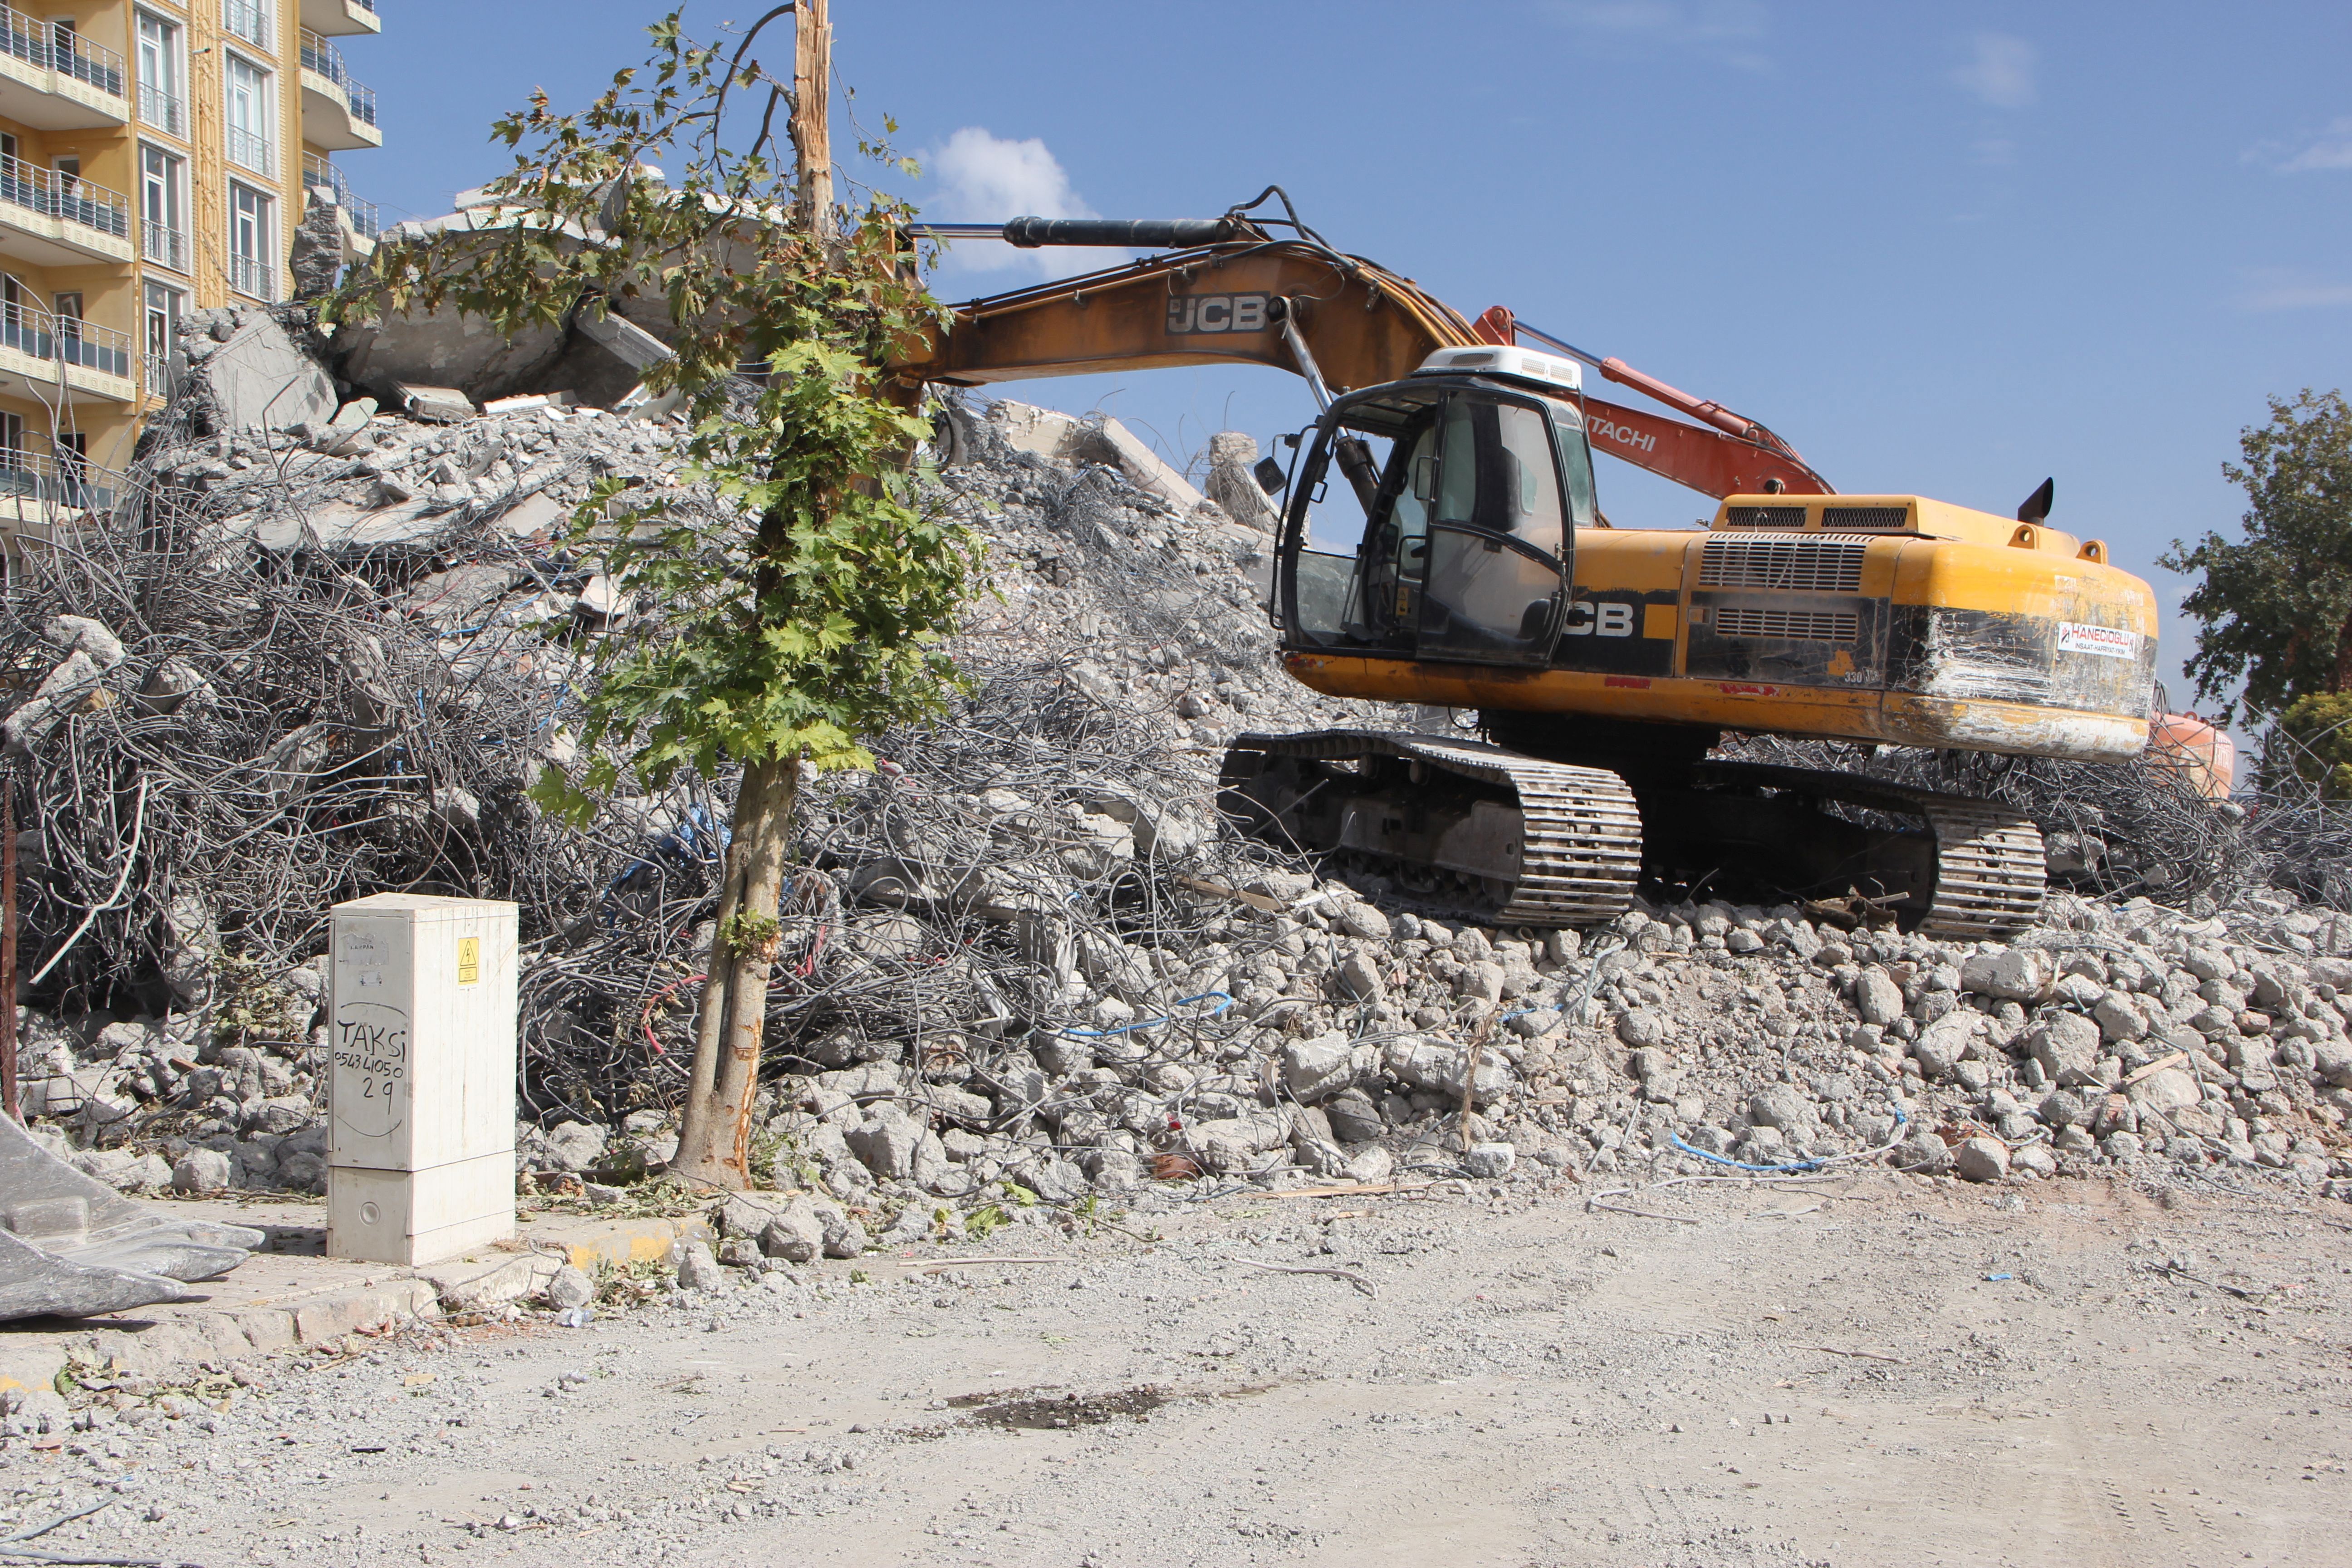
20, 1170, 2350, 1567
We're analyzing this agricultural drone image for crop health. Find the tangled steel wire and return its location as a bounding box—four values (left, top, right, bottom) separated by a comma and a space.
0, 401, 1321, 1132
1719, 728, 2352, 912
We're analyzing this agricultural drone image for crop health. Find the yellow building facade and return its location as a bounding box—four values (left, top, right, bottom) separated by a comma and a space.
0, 0, 381, 511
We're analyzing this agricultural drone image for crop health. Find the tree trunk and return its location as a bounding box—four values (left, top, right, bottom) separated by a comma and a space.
671, 755, 799, 1187
669, 0, 834, 1190
2332, 602, 2352, 693
790, 0, 833, 241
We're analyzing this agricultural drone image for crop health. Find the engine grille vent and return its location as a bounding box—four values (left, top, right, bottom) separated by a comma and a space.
1723, 505, 1809, 530
1820, 505, 1911, 531
1698, 535, 1868, 593
1711, 606, 1861, 643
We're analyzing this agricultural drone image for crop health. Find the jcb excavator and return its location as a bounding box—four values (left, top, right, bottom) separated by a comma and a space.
895, 192, 2161, 936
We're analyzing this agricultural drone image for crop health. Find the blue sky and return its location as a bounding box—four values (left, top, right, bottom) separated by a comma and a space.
351, 2, 2352, 714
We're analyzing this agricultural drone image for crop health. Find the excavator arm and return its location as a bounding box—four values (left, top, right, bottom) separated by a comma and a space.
888, 233, 1832, 501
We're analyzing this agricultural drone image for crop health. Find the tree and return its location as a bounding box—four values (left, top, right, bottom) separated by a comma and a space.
2160, 389, 2352, 728
329, 3, 980, 1188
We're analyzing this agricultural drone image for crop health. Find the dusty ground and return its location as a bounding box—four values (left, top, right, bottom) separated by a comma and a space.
10, 1170, 2349, 1567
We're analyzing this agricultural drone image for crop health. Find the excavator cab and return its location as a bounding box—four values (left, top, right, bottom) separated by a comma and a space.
1278, 347, 1596, 670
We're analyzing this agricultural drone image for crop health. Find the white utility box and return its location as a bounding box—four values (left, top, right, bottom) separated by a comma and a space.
326, 894, 518, 1265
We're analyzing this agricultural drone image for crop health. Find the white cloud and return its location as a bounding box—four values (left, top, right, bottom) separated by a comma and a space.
920, 127, 1111, 283
1953, 33, 2036, 110
2235, 268, 2352, 312
2268, 117, 2352, 173
1544, 1, 1770, 69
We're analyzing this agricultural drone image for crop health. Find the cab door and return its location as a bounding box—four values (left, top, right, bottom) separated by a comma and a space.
1414, 394, 1571, 667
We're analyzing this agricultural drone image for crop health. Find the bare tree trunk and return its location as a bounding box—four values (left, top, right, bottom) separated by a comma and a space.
790, 0, 833, 241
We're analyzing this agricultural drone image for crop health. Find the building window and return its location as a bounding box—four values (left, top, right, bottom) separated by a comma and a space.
221, 0, 270, 51
144, 279, 183, 397
136, 12, 184, 137
223, 54, 274, 177
228, 181, 274, 300
140, 143, 187, 272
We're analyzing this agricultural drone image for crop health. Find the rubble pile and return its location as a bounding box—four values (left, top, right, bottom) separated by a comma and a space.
4, 305, 2348, 1253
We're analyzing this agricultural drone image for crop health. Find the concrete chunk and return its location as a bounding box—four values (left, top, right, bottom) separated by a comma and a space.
395, 382, 477, 423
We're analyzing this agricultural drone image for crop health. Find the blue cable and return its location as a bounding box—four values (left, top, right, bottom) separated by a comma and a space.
1669, 1101, 1909, 1175
1060, 991, 1234, 1038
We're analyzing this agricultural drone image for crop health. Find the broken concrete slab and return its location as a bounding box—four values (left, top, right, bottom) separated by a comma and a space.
575, 309, 675, 372
395, 382, 476, 423
416, 1253, 559, 1313
1077, 416, 1205, 513
254, 497, 447, 554
990, 400, 1084, 460
484, 391, 576, 416
176, 308, 338, 435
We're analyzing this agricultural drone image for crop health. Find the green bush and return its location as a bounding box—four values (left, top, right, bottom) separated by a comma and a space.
2275, 692, 2352, 797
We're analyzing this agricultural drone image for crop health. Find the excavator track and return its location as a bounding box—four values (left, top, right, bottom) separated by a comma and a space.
1686, 761, 2047, 939
1216, 737, 2046, 938
1219, 729, 1642, 927
1913, 797, 2049, 939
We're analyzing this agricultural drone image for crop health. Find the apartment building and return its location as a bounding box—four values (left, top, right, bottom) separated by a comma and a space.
0, 0, 382, 528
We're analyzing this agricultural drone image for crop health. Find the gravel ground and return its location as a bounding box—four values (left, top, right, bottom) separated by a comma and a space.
7, 1166, 2346, 1566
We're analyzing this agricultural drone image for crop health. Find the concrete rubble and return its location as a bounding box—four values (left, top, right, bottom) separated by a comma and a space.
1, 303, 2347, 1306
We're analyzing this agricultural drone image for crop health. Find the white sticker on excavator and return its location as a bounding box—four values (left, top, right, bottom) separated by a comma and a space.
2057, 622, 2137, 659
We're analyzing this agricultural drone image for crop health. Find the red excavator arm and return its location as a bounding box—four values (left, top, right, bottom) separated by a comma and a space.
1468, 307, 1832, 498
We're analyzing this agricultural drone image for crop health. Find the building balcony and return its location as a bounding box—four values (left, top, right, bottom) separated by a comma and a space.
222, 0, 273, 52
0, 451, 123, 564
227, 252, 278, 303
299, 28, 379, 151
301, 0, 379, 38
0, 449, 121, 523
225, 122, 276, 178
0, 304, 136, 404
0, 155, 132, 266
137, 82, 186, 138
141, 220, 189, 274
302, 152, 378, 245
0, 5, 127, 130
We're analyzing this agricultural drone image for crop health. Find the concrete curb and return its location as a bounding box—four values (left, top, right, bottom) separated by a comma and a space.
0, 1276, 442, 1395
0, 1210, 715, 1397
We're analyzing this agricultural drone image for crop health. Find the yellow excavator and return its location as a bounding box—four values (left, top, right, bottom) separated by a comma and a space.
894, 192, 2160, 936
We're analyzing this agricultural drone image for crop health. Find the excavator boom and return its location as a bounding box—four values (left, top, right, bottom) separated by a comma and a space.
892, 238, 1833, 500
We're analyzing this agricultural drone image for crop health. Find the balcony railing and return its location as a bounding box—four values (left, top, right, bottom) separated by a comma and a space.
0, 153, 130, 240
0, 302, 134, 380
227, 252, 277, 302
0, 449, 119, 514
141, 220, 187, 272
301, 152, 378, 237
299, 28, 376, 126
0, 7, 125, 98
137, 83, 184, 136
222, 0, 271, 50
224, 122, 274, 177
143, 349, 165, 398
